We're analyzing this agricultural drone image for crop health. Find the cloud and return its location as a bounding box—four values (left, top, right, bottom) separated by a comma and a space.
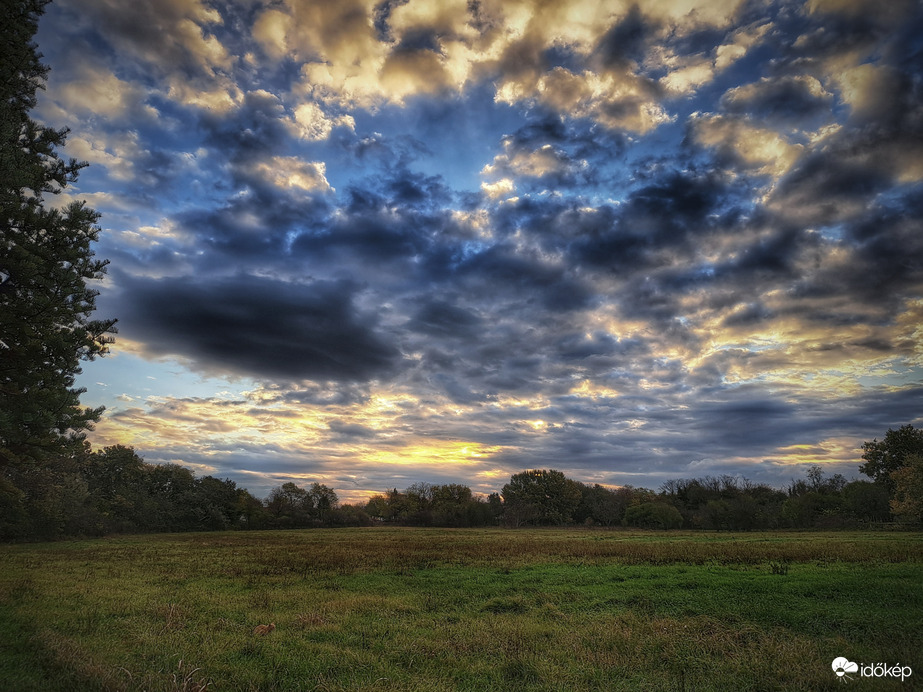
406, 299, 483, 339
252, 156, 333, 193
720, 75, 834, 127
113, 274, 402, 383
38, 0, 923, 499
249, 0, 754, 131
482, 139, 589, 189
481, 178, 516, 199
690, 114, 803, 177
57, 0, 241, 112
290, 102, 356, 141
51, 60, 153, 121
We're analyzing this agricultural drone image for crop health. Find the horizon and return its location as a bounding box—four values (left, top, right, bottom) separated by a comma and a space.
33, 0, 923, 504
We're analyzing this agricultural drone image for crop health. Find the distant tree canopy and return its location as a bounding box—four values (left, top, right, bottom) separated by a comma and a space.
501, 469, 582, 526
363, 482, 497, 527
266, 481, 339, 527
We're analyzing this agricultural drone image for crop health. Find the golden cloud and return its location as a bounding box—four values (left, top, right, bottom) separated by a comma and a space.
691, 114, 803, 177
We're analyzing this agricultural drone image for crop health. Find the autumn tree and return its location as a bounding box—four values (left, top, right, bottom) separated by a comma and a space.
890, 454, 923, 524
860, 425, 923, 492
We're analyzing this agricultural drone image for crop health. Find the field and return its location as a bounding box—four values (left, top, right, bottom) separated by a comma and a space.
1, 528, 921, 691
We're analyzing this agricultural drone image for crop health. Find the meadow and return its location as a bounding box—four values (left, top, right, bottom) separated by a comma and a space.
1, 528, 921, 691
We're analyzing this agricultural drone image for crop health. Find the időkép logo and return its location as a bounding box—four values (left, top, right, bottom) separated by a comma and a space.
832, 657, 912, 682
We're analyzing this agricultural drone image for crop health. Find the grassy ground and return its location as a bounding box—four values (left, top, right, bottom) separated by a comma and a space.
1, 528, 921, 691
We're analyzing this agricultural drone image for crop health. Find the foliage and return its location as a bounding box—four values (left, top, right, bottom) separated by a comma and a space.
660, 476, 786, 530
0, 0, 118, 540
860, 424, 923, 491
265, 481, 339, 527
501, 469, 582, 526
840, 480, 891, 523
0, 443, 270, 539
363, 483, 496, 527
890, 453, 923, 523
573, 483, 632, 526
0, 0, 116, 470
623, 501, 684, 529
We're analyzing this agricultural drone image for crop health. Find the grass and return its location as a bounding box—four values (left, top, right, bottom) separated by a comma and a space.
1, 528, 921, 691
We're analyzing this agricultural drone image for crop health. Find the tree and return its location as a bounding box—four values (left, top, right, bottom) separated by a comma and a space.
430, 483, 474, 526
306, 482, 338, 524
860, 425, 923, 492
266, 482, 310, 526
364, 493, 392, 521
842, 480, 890, 523
83, 445, 149, 532
194, 475, 241, 530
623, 501, 683, 529
501, 469, 582, 526
575, 483, 628, 526
1, 0, 116, 470
890, 454, 923, 524
805, 465, 846, 494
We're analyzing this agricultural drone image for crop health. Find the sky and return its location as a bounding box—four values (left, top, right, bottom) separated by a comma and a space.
34, 0, 923, 503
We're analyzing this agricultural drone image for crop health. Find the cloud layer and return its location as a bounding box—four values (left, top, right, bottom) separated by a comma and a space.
37, 0, 923, 500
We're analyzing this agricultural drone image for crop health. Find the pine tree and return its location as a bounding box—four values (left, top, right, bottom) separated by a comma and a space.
1, 0, 117, 470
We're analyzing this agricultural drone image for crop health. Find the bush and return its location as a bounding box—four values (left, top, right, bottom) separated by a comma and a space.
624, 501, 684, 529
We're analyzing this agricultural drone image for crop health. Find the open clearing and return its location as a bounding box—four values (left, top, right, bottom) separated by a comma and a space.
1, 528, 921, 691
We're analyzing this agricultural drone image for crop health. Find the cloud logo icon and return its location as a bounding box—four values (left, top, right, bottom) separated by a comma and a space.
832, 657, 859, 678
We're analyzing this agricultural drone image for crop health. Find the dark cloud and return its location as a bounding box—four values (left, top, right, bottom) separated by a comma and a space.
721, 302, 774, 328
786, 189, 923, 310
592, 6, 652, 69
292, 205, 430, 266
199, 90, 291, 172
328, 419, 378, 438
572, 169, 729, 273
452, 244, 594, 312
556, 331, 646, 361
55, 0, 238, 89
406, 299, 482, 339
177, 193, 324, 265
115, 274, 401, 382
720, 75, 834, 127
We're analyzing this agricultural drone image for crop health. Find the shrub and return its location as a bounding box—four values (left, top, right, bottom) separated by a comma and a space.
624, 501, 684, 529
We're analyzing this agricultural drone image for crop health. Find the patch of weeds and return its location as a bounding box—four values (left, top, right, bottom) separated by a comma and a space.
295, 611, 327, 629
235, 640, 263, 659
501, 658, 542, 684
482, 595, 529, 614
168, 658, 212, 692
625, 593, 656, 615
768, 560, 790, 576
157, 602, 187, 632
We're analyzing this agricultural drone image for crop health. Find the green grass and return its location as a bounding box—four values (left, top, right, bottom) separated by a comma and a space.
1, 528, 921, 691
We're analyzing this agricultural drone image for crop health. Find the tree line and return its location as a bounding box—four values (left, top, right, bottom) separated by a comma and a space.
359, 426, 921, 530
2, 425, 920, 539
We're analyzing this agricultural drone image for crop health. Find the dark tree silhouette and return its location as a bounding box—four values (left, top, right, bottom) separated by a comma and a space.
860, 425, 923, 492
501, 469, 582, 526
1, 0, 116, 470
